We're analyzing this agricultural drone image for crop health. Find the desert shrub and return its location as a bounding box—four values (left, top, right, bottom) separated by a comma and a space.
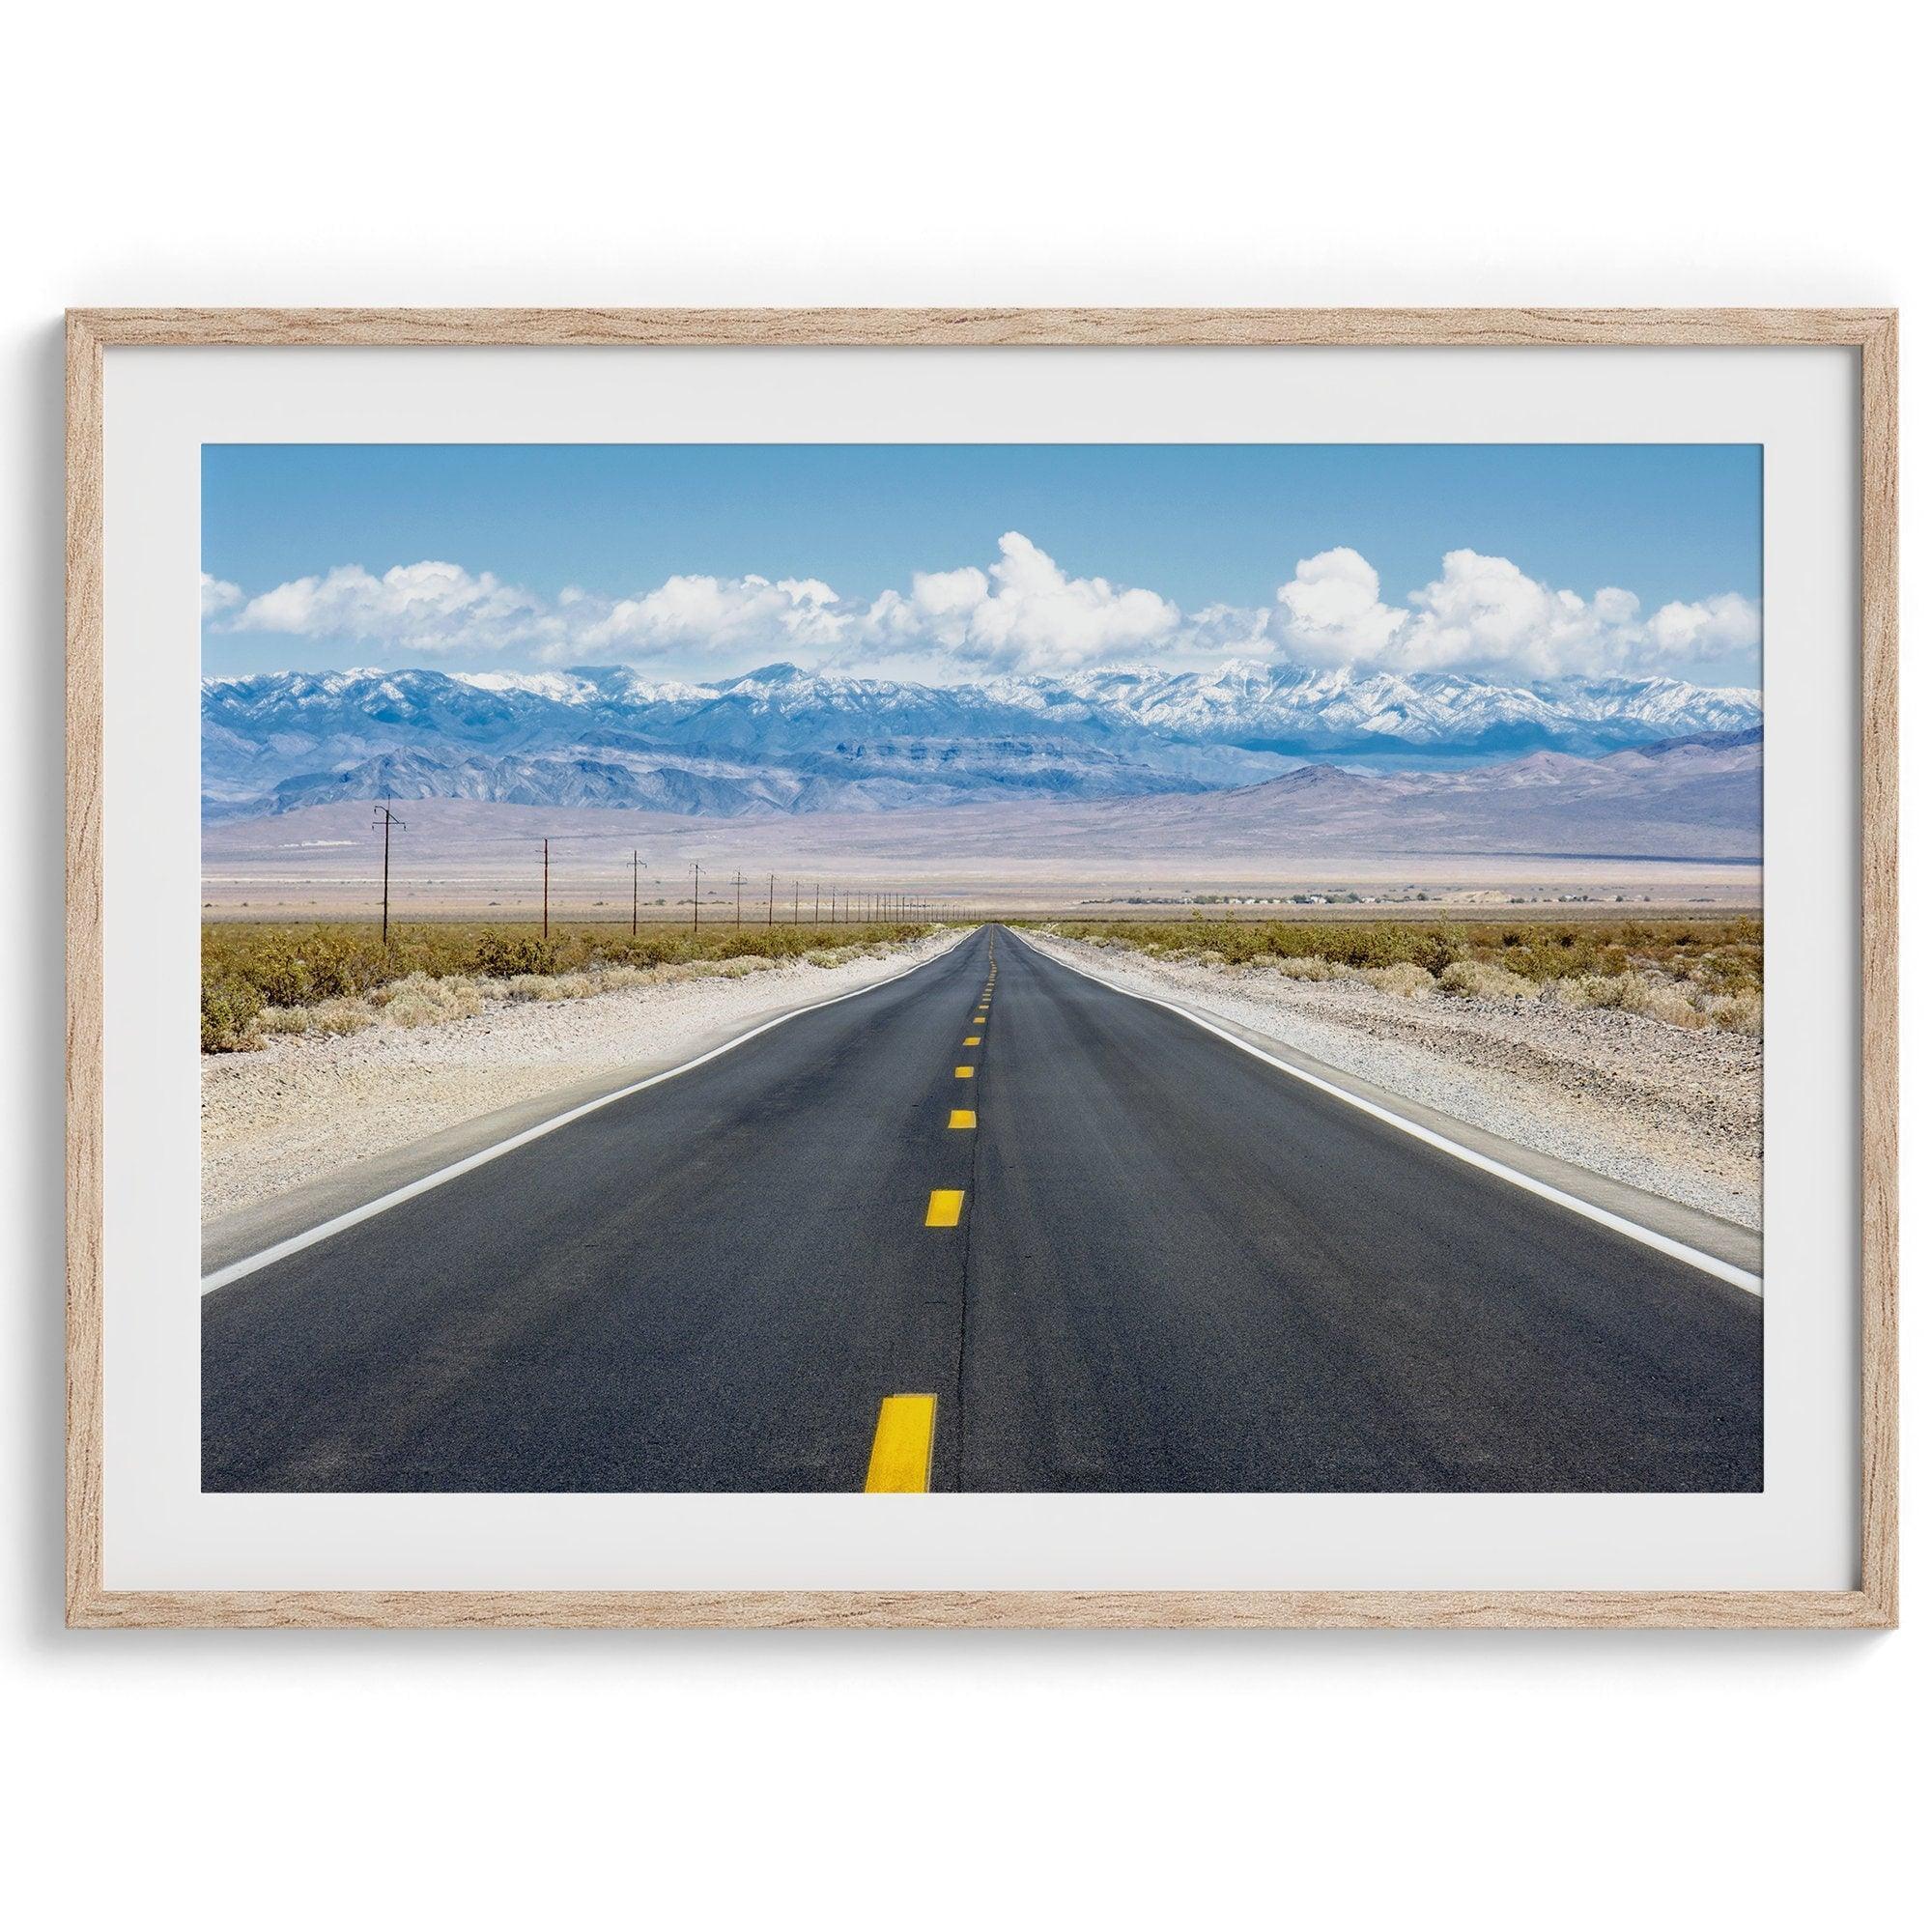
194, 916, 927, 1049
1439, 959, 1537, 1003
1541, 971, 1754, 1033
200, 973, 264, 1052
1409, 932, 1456, 977
1631, 982, 1704, 1029
1706, 989, 1764, 1034
596, 933, 695, 969
1554, 973, 1641, 1013
242, 939, 315, 1008
697, 956, 777, 980
1270, 954, 1339, 980
1039, 912, 1765, 1034
1549, 975, 1608, 1010
372, 972, 486, 1027
311, 997, 377, 1036
1695, 946, 1763, 993
223, 931, 386, 1007
1044, 914, 1761, 997
1361, 962, 1437, 1000
501, 971, 600, 1002
472, 932, 561, 979
259, 997, 377, 1037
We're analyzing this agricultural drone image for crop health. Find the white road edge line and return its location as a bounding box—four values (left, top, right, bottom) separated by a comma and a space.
1008, 929, 1763, 1297
202, 929, 977, 1294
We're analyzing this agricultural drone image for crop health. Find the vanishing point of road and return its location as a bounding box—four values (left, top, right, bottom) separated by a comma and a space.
202, 927, 1763, 1493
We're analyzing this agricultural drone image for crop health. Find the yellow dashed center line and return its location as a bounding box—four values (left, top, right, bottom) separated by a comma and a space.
886, 968, 988, 1492
864, 1394, 937, 1492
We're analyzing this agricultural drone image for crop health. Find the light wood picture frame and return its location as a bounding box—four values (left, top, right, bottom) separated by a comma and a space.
65, 307, 1898, 1630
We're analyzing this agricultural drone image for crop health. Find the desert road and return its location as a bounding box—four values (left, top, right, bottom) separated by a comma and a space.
203, 927, 1763, 1492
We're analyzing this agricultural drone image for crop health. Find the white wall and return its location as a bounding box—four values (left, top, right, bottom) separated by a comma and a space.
4, 4, 1920, 1923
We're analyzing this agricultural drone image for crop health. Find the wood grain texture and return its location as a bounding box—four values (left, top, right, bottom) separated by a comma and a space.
63, 307, 1900, 1631
1857, 314, 1901, 1628
60, 1587, 1896, 1632
67, 305, 1896, 349
65, 313, 104, 1631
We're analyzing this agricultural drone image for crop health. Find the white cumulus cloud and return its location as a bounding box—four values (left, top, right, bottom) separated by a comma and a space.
215, 560, 850, 664
1179, 601, 1274, 658
572, 574, 848, 661
1268, 546, 1760, 682
205, 538, 1759, 687
200, 573, 243, 619
860, 531, 1179, 673
1272, 548, 1408, 666
227, 561, 560, 655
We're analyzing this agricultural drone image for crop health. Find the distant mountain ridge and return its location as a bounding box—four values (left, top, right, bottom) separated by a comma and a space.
202, 660, 1763, 821
202, 727, 1764, 904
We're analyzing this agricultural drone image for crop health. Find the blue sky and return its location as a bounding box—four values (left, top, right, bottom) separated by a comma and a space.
202, 443, 1763, 689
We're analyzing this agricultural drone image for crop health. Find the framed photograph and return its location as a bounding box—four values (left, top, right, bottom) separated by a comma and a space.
66, 308, 1896, 1629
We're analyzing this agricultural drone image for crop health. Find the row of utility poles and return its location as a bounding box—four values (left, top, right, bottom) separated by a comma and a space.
688, 864, 929, 931
369, 807, 940, 939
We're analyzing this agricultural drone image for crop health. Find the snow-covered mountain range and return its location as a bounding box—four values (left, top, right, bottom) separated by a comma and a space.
201, 660, 1763, 821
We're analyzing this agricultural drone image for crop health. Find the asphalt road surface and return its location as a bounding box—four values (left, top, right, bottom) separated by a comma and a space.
203, 927, 1762, 1492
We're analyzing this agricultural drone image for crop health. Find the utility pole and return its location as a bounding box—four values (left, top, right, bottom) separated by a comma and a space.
792, 880, 799, 923
768, 872, 776, 926
734, 869, 744, 926
542, 836, 551, 939
691, 861, 700, 934
372, 805, 406, 946
813, 883, 820, 923
631, 849, 642, 937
